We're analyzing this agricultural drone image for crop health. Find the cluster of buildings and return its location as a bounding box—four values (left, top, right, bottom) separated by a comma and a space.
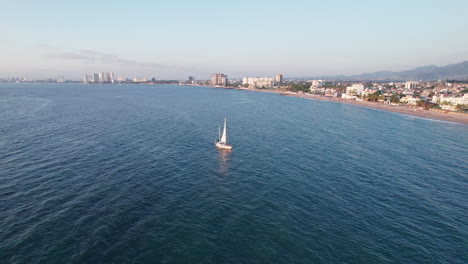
0, 76, 77, 83
0, 77, 28, 82
194, 74, 467, 112
432, 93, 468, 111
82, 72, 114, 83
208, 73, 284, 88
307, 80, 468, 111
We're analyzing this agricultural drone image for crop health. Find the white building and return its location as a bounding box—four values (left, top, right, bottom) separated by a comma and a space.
400, 96, 421, 106
242, 77, 275, 88
341, 84, 364, 99
432, 94, 468, 110
405, 81, 419, 90
82, 74, 94, 83
109, 72, 114, 83
346, 84, 364, 95
310, 80, 323, 88
133, 77, 147, 83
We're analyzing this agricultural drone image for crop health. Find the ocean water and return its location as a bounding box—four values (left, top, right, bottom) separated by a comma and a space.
0, 83, 467, 264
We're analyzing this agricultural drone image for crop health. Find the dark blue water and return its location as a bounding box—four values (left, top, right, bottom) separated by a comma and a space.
1, 83, 467, 263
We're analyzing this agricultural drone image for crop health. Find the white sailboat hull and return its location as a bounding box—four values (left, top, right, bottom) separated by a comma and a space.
215, 141, 232, 150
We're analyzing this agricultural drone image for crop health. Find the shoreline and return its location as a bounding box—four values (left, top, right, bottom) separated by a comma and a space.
212, 86, 468, 125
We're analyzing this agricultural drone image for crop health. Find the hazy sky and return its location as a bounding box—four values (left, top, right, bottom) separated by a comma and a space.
1, 0, 468, 80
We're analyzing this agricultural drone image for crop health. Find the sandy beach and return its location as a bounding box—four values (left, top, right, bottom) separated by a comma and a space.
223, 87, 468, 125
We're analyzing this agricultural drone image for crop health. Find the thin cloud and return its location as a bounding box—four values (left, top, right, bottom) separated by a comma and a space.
45, 49, 163, 68
37, 46, 204, 78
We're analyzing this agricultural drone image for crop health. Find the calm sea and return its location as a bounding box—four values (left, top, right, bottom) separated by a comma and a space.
0, 83, 467, 263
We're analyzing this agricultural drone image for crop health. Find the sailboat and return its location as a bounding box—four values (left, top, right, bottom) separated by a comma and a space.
215, 118, 233, 150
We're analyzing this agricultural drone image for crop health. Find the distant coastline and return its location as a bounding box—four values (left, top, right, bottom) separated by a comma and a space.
209, 85, 468, 125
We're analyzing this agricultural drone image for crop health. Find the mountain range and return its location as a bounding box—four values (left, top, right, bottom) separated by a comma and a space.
311, 61, 468, 81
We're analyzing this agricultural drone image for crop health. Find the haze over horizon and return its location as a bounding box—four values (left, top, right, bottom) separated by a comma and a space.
1, 0, 468, 80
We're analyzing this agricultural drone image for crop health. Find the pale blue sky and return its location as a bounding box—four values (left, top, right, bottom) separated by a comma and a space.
1, 0, 467, 79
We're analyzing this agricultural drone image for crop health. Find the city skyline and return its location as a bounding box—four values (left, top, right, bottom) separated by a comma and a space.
1, 1, 468, 79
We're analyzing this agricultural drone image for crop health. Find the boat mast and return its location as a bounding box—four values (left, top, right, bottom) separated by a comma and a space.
218, 126, 221, 141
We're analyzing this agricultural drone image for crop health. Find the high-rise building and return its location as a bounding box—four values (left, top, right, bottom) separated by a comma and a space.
57, 75, 65, 83
93, 73, 99, 83
275, 74, 283, 84
188, 76, 195, 84
82, 74, 93, 83
105, 72, 112, 83
242, 77, 275, 88
82, 72, 114, 83
98, 73, 104, 83
211, 73, 227, 86
405, 81, 418, 90
243, 74, 284, 88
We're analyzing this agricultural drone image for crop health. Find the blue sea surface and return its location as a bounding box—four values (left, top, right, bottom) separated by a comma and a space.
0, 83, 467, 263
